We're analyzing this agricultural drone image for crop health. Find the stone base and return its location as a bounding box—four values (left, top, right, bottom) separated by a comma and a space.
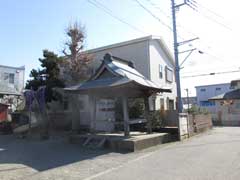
69, 132, 172, 152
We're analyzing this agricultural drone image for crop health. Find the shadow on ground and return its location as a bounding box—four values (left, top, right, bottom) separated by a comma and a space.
0, 135, 118, 172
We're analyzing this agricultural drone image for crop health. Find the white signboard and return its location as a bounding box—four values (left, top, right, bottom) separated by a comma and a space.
179, 113, 189, 139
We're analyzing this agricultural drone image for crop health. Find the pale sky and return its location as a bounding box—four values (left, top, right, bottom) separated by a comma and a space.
0, 0, 239, 97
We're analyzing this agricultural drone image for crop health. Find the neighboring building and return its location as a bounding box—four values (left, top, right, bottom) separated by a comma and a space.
230, 79, 240, 89
0, 65, 25, 112
182, 96, 197, 110
86, 35, 177, 111
195, 83, 232, 112
209, 79, 240, 126
0, 65, 25, 95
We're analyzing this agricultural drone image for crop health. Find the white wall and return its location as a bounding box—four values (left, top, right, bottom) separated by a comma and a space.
212, 100, 240, 126
149, 39, 177, 110
0, 65, 25, 92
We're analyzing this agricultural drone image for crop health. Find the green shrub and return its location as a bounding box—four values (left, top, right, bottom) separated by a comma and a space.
149, 110, 165, 129
188, 105, 209, 115
128, 98, 144, 119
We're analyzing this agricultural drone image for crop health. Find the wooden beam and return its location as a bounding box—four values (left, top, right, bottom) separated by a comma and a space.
144, 97, 152, 134
122, 96, 130, 137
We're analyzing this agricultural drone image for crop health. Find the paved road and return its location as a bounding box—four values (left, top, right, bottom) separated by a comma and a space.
1, 127, 240, 180
87, 127, 240, 180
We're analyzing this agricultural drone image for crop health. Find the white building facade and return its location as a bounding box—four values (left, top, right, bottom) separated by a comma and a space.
0, 65, 25, 94
86, 36, 177, 111
195, 83, 232, 112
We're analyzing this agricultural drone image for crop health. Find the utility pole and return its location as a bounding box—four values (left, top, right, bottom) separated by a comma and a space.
185, 88, 190, 113
171, 0, 198, 113
171, 0, 182, 113
171, 0, 199, 140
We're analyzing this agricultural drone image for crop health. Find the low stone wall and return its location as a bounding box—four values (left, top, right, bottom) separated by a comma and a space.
188, 114, 213, 136
212, 113, 240, 126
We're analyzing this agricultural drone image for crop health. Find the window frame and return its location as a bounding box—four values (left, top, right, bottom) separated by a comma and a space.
165, 66, 173, 83
9, 73, 15, 84
159, 64, 163, 79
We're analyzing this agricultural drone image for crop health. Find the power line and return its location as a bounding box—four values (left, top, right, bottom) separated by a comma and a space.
182, 65, 239, 74
143, 0, 226, 61
89, 0, 229, 70
182, 69, 240, 78
144, 0, 171, 19
193, 0, 224, 20
87, 0, 146, 35
144, 0, 200, 39
133, 0, 173, 31
187, 0, 232, 30
145, 0, 196, 38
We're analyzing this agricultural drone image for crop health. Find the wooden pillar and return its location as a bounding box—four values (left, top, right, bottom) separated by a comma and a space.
144, 96, 152, 134
89, 95, 97, 134
122, 96, 130, 137
71, 94, 80, 131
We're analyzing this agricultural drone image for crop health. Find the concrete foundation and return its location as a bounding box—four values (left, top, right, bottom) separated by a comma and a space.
69, 132, 172, 152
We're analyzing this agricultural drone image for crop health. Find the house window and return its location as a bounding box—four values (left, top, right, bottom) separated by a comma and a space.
152, 98, 156, 111
165, 66, 173, 83
160, 98, 164, 110
63, 100, 69, 110
168, 99, 174, 110
3, 73, 15, 84
200, 88, 206, 92
9, 73, 14, 84
200, 101, 215, 106
216, 87, 221, 91
159, 65, 163, 79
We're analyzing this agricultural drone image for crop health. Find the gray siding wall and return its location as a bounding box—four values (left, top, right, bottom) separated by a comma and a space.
196, 83, 231, 104
89, 40, 150, 79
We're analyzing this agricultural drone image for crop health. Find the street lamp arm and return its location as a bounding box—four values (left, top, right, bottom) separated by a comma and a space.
179, 49, 195, 68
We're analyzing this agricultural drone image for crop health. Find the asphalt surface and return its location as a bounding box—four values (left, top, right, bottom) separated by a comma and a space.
1, 127, 240, 180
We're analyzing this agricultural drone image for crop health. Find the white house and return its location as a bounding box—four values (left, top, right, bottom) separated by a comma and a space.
0, 65, 25, 95
65, 53, 171, 133
59, 36, 177, 132
195, 83, 232, 113
86, 35, 177, 111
